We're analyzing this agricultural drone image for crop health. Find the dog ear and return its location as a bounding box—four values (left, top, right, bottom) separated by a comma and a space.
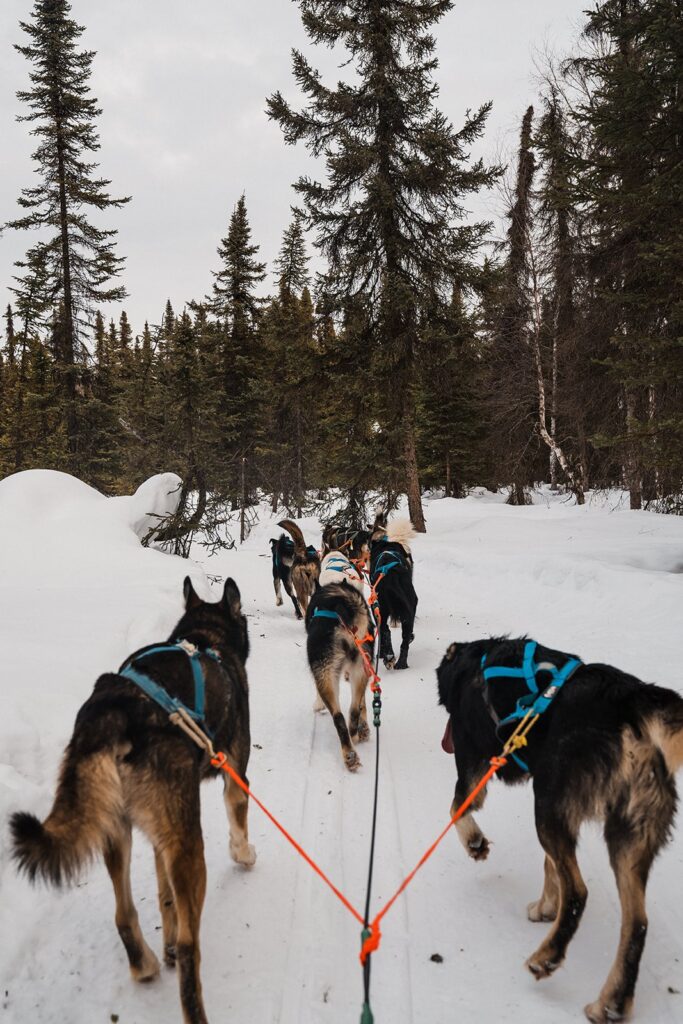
445, 642, 458, 662
222, 577, 242, 616
183, 576, 202, 610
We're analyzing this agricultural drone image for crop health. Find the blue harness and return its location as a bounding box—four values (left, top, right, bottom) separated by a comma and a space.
274, 538, 317, 568
323, 554, 362, 580
371, 549, 404, 584
119, 640, 221, 739
311, 606, 376, 640
481, 640, 581, 772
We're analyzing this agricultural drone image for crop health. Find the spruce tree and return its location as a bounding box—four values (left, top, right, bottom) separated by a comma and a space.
6, 0, 130, 461
268, 0, 497, 530
570, 0, 683, 505
208, 195, 266, 499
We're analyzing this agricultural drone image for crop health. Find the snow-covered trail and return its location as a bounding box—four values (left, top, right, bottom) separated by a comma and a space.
1, 477, 682, 1024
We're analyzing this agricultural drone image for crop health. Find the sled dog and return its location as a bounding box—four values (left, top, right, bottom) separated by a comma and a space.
369, 510, 418, 669
276, 519, 320, 619
10, 577, 255, 1024
305, 580, 374, 770
437, 635, 683, 1024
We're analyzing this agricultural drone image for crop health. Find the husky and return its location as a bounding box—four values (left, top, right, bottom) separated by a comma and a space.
438, 635, 683, 1024
369, 510, 418, 669
270, 533, 317, 617
10, 577, 255, 1024
276, 519, 320, 619
305, 581, 374, 771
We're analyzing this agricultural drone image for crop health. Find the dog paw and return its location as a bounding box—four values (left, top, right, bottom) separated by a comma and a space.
345, 750, 361, 771
230, 841, 257, 868
132, 949, 161, 983
527, 898, 558, 923
276, 597, 283, 606
526, 952, 561, 980
394, 658, 408, 670
312, 694, 326, 713
357, 721, 371, 742
584, 1000, 627, 1023
383, 656, 396, 670
164, 944, 177, 968
467, 835, 490, 861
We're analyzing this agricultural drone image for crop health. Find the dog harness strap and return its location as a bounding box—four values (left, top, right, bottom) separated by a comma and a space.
118, 641, 220, 738
481, 641, 583, 753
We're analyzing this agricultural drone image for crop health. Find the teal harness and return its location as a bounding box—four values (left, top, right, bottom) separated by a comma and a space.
119, 640, 221, 739
481, 640, 581, 772
370, 549, 404, 585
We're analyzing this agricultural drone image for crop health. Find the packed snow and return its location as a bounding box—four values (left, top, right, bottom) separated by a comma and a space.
1, 471, 682, 1024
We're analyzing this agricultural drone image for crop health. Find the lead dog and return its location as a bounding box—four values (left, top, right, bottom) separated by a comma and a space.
10, 578, 255, 1024
437, 636, 683, 1024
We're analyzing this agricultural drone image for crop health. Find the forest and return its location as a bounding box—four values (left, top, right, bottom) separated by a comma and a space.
1, 0, 682, 543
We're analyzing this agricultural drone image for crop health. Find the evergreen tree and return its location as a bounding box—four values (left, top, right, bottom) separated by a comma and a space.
208, 196, 266, 499
570, 0, 683, 505
6, 0, 130, 460
268, 0, 498, 530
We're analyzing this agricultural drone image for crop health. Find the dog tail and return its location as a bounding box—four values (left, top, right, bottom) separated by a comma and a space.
10, 738, 127, 888
278, 519, 307, 557
386, 517, 416, 552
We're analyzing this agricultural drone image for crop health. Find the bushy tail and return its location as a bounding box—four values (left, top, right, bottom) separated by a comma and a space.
386, 518, 416, 552
278, 519, 307, 557
10, 745, 126, 887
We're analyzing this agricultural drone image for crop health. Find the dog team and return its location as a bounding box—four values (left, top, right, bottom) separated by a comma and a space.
9, 510, 683, 1024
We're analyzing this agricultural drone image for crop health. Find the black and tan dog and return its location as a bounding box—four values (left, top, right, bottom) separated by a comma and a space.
10, 577, 255, 1024
369, 510, 418, 670
276, 519, 320, 619
437, 635, 683, 1024
305, 580, 373, 771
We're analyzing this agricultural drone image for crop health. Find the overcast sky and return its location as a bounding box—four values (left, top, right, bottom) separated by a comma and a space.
0, 0, 586, 335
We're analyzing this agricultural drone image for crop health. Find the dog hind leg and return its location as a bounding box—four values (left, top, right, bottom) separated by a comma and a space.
394, 609, 415, 670
348, 658, 370, 743
155, 846, 178, 967
584, 794, 672, 1023
379, 619, 395, 670
315, 662, 361, 771
273, 574, 283, 607
104, 824, 160, 983
164, 837, 209, 1024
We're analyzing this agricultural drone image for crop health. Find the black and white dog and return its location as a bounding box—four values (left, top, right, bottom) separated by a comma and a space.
369, 511, 418, 670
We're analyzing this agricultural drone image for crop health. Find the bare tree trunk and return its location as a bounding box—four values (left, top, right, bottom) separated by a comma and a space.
240, 456, 247, 543
529, 249, 585, 504
445, 451, 452, 497
549, 332, 558, 489
296, 401, 303, 518
404, 420, 426, 532
624, 387, 642, 509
